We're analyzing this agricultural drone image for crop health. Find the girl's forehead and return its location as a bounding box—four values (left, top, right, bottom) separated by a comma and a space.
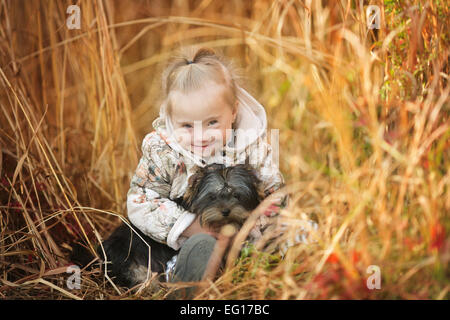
170, 81, 227, 103
169, 83, 231, 120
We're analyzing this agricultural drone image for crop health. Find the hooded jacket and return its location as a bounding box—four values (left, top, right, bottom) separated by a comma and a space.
126, 86, 285, 250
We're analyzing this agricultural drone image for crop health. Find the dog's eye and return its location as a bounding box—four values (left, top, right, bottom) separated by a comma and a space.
209, 194, 217, 201
232, 192, 241, 200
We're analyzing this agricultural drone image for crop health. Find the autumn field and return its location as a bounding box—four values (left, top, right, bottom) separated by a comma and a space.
0, 0, 448, 300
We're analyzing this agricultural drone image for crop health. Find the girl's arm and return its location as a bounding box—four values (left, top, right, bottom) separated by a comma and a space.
250, 138, 318, 249
242, 137, 288, 242
127, 132, 197, 251
252, 137, 288, 214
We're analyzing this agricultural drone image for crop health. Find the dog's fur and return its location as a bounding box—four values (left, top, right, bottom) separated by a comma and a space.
71, 164, 263, 288
182, 164, 263, 232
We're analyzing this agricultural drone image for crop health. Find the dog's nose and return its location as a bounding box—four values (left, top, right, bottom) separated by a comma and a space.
222, 208, 231, 216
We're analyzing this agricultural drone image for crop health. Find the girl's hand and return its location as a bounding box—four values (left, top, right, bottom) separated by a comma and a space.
200, 224, 236, 283
208, 224, 237, 246
182, 216, 236, 248
263, 203, 281, 217
181, 215, 211, 238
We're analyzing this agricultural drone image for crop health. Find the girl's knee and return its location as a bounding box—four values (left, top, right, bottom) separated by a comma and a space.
171, 233, 216, 283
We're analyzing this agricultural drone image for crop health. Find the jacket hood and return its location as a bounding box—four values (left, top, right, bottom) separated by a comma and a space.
152, 86, 268, 167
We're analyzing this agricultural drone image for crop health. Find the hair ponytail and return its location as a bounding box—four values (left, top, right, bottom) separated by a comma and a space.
161, 45, 243, 114
191, 47, 216, 63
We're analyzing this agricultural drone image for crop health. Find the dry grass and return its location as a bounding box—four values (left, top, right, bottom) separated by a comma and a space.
0, 0, 448, 300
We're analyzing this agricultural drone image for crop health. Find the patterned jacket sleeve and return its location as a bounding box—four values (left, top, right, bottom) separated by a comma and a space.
249, 138, 317, 252
245, 137, 288, 242
250, 137, 287, 207
126, 132, 196, 251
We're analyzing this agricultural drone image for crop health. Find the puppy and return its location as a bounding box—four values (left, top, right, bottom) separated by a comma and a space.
72, 164, 263, 288
181, 163, 263, 232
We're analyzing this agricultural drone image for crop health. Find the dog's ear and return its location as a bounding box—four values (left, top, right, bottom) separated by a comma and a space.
256, 183, 266, 202
249, 168, 265, 203
233, 164, 265, 202
182, 167, 206, 209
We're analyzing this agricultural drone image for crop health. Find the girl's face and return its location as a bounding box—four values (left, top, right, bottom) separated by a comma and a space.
169, 81, 237, 157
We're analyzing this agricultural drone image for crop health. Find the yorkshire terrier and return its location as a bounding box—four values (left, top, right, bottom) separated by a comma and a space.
180, 163, 263, 233
71, 164, 263, 288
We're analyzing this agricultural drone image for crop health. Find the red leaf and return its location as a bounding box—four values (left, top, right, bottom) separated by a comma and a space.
430, 222, 445, 251
326, 253, 339, 264
351, 250, 361, 264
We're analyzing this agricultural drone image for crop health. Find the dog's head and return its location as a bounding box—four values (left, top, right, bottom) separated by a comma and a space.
182, 164, 264, 230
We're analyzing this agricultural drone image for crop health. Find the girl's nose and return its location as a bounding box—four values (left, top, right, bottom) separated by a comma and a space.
193, 134, 215, 144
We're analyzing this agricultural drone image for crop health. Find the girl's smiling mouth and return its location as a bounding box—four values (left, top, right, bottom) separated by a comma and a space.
191, 144, 209, 149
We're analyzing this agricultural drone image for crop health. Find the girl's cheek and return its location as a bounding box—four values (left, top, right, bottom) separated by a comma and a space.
205, 128, 223, 144
173, 128, 192, 146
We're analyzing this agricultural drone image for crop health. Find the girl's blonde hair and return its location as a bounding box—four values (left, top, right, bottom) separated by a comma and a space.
161, 46, 243, 115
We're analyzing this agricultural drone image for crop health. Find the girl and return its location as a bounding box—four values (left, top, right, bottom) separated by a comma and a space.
126, 46, 285, 287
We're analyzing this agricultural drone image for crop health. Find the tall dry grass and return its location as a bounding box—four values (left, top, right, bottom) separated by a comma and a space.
0, 0, 448, 299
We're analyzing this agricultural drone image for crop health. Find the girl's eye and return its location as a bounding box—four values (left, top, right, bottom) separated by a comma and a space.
208, 120, 218, 126
182, 124, 193, 129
